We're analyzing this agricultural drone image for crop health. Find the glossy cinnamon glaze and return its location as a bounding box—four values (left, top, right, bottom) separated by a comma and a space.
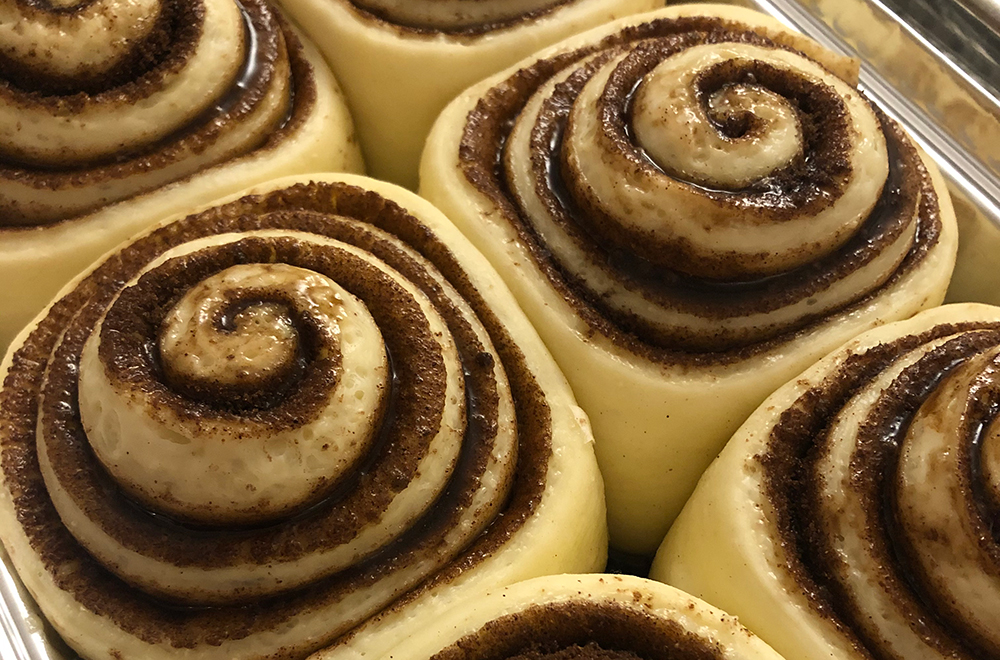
0, 182, 552, 658
460, 15, 940, 359
762, 321, 1000, 660
0, 0, 311, 227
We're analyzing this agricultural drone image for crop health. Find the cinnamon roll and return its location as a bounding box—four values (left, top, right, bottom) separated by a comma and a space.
652, 303, 1000, 660
320, 573, 788, 660
420, 3, 958, 555
0, 174, 606, 659
0, 0, 363, 353
271, 0, 661, 189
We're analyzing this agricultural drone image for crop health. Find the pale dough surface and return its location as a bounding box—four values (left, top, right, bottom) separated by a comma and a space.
420, 3, 958, 555
0, 173, 607, 660
651, 303, 1000, 660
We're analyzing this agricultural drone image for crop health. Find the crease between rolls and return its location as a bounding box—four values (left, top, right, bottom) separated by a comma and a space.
272, 0, 661, 188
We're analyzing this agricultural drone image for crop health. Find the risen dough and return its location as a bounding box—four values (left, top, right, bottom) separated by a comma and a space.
653, 303, 1000, 660
0, 0, 363, 354
0, 174, 605, 659
420, 3, 958, 555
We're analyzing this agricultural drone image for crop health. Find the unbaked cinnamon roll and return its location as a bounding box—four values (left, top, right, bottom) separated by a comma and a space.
0, 174, 605, 660
320, 573, 787, 660
271, 0, 660, 189
420, 3, 958, 555
652, 303, 1000, 660
0, 0, 363, 353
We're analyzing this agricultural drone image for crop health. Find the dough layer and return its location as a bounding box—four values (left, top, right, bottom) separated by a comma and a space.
653, 303, 1000, 660
0, 175, 606, 659
420, 3, 958, 554
0, 0, 363, 353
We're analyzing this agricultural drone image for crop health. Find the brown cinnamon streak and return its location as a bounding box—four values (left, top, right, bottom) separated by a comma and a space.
0, 0, 306, 227
0, 182, 550, 654
461, 15, 940, 363
762, 323, 1000, 660
430, 600, 726, 660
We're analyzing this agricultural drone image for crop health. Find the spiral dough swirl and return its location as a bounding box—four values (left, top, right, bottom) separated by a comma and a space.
459, 12, 940, 354
0, 179, 597, 659
653, 305, 1000, 660
0, 0, 298, 226
759, 315, 1000, 660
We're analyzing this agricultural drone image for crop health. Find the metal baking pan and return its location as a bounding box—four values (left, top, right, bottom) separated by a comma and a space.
0, 544, 70, 659
2, 0, 998, 657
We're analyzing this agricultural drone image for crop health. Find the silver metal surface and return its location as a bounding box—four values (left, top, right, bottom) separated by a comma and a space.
0, 545, 71, 660
955, 0, 1000, 34
802, 0, 1000, 168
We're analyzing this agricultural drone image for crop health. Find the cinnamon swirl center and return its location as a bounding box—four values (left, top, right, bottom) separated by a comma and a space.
463, 16, 937, 356
32, 195, 517, 608
0, 180, 549, 659
76, 258, 399, 528
0, 0, 300, 226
